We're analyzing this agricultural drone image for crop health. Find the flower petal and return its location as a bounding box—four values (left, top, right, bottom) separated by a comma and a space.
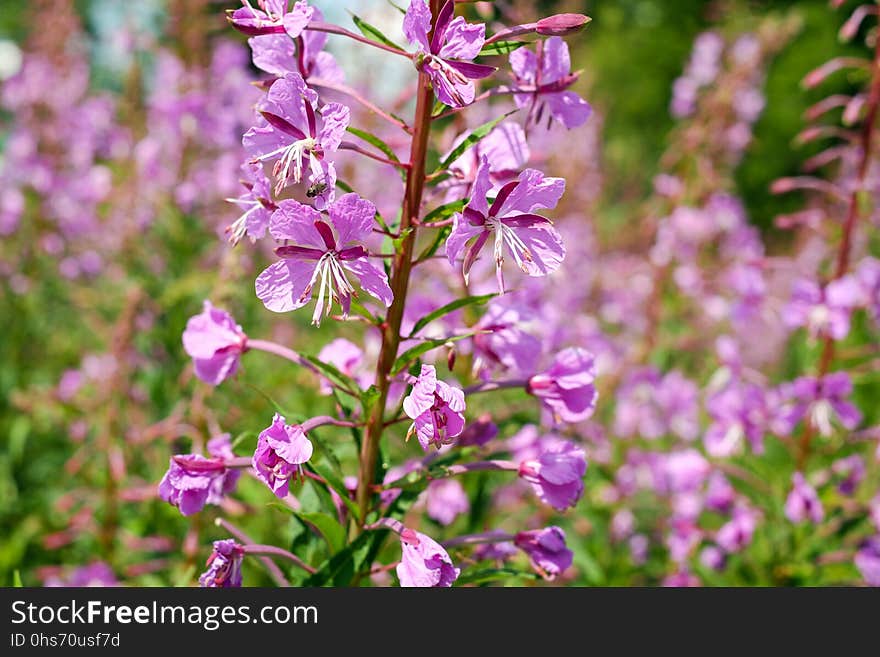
319, 102, 350, 152
329, 193, 376, 246
403, 0, 432, 52
255, 259, 318, 313
497, 169, 566, 216
269, 199, 325, 246
342, 258, 394, 308
438, 16, 486, 61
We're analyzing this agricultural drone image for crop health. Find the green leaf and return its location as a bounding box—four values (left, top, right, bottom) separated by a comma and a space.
294, 512, 347, 554
231, 430, 257, 450
421, 199, 465, 224
309, 461, 361, 519
386, 0, 406, 13
303, 531, 374, 586
349, 12, 405, 51
435, 111, 517, 173
347, 126, 406, 181
13, 570, 22, 587
301, 355, 359, 396
455, 568, 540, 586
416, 224, 452, 263
392, 227, 414, 254
391, 333, 480, 376
479, 41, 526, 57
347, 126, 401, 164
409, 294, 495, 337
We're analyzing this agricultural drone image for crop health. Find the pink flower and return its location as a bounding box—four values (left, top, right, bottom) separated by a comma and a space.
248, 6, 343, 83
199, 539, 244, 588
403, 364, 467, 450
404, 0, 496, 107
228, 0, 313, 38
182, 301, 247, 385
225, 163, 276, 245
510, 36, 592, 129
446, 157, 566, 292
252, 414, 314, 498
784, 472, 824, 524
528, 347, 597, 424
316, 338, 367, 395
519, 441, 587, 511
158, 435, 240, 516
396, 529, 460, 587
243, 73, 349, 207
255, 194, 392, 325
426, 479, 470, 526
514, 526, 573, 580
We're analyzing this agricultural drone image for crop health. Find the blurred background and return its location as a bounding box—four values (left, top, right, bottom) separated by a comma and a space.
0, 0, 876, 587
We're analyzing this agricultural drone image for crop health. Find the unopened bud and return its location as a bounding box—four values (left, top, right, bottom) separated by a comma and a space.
536, 14, 591, 36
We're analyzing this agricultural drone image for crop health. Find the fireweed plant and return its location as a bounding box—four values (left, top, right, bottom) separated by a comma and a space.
160, 0, 880, 588
164, 0, 596, 587
6, 1, 880, 588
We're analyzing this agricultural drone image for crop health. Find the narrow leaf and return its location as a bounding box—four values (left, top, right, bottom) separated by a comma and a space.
409, 293, 495, 337
479, 41, 526, 57
392, 333, 480, 376
349, 13, 405, 51
435, 111, 516, 172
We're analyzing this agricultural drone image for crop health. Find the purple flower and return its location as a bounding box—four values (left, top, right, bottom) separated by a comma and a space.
44, 563, 119, 587
225, 163, 276, 245
514, 526, 573, 580
426, 479, 470, 526
527, 347, 597, 424
704, 383, 768, 457
158, 436, 240, 517
667, 517, 702, 563
716, 506, 758, 553
228, 0, 313, 38
832, 454, 865, 496
700, 546, 726, 571
705, 471, 736, 514
779, 373, 862, 437
510, 36, 592, 129
249, 7, 343, 83
182, 301, 247, 385
443, 122, 530, 202
396, 529, 460, 587
472, 301, 541, 378
784, 473, 824, 524
316, 338, 367, 395
855, 537, 880, 586
404, 0, 495, 107
456, 413, 498, 447
403, 364, 467, 450
662, 449, 710, 494
855, 257, 880, 324
518, 441, 587, 511
255, 194, 392, 324
252, 413, 314, 498
614, 368, 699, 441
782, 277, 861, 340
243, 73, 349, 207
662, 570, 701, 587
446, 157, 566, 292
199, 539, 244, 588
